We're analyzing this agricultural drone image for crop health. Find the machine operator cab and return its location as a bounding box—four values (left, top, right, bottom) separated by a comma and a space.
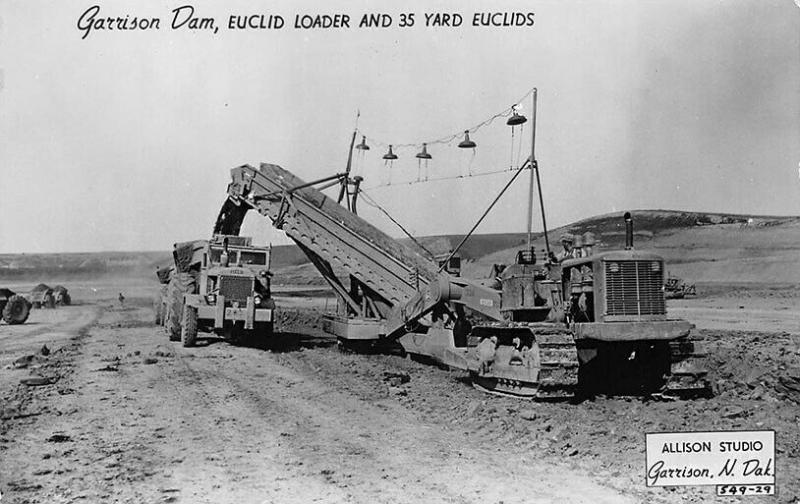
497, 247, 564, 323
436, 251, 461, 277
206, 235, 270, 269
201, 234, 273, 309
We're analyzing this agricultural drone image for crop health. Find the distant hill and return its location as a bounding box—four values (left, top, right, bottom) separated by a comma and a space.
469, 210, 800, 284
0, 251, 170, 281
254, 209, 800, 285
2, 210, 798, 284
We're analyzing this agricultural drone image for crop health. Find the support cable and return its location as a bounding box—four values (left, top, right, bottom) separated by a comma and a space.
358, 189, 436, 261
438, 159, 531, 272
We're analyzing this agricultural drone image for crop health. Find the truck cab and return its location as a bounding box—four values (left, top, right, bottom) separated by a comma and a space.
180, 235, 275, 347
200, 235, 273, 309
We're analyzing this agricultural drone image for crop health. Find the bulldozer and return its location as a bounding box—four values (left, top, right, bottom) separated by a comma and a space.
214, 163, 710, 399
160, 236, 275, 347
664, 273, 697, 299
0, 288, 32, 324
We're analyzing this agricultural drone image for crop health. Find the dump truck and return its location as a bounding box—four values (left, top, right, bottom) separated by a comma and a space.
28, 283, 56, 309
0, 288, 32, 324
214, 163, 709, 399
52, 285, 71, 306
162, 236, 275, 347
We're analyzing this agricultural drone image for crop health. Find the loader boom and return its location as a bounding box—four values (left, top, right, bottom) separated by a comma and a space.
214, 163, 502, 339
214, 162, 709, 400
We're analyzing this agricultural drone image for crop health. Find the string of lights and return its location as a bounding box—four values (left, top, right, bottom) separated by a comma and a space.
353, 85, 536, 151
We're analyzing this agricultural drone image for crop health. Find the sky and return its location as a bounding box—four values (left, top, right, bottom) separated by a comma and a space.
0, 0, 798, 253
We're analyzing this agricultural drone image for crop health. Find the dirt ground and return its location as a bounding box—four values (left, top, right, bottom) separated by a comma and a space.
1, 280, 799, 503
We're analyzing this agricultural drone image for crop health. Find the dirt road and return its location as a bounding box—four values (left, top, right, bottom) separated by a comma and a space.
2, 297, 636, 504
2, 284, 799, 503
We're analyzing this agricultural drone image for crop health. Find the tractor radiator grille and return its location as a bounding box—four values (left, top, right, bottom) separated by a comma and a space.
604, 260, 665, 317
219, 276, 252, 303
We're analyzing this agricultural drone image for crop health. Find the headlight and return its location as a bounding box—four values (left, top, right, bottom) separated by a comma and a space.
259, 270, 267, 277
207, 294, 216, 303
254, 295, 262, 306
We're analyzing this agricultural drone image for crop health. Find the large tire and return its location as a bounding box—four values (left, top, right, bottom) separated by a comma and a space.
165, 279, 183, 341
181, 304, 198, 347
3, 295, 31, 324
166, 273, 196, 342
153, 295, 163, 325
160, 300, 168, 327
55, 292, 69, 306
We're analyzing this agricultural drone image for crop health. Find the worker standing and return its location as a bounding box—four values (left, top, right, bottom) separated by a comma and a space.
555, 233, 574, 262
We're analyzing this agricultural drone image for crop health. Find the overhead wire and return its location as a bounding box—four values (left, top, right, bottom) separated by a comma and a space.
361, 165, 521, 191
358, 189, 436, 260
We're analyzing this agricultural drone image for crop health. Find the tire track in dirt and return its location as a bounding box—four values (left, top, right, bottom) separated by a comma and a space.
160, 341, 635, 504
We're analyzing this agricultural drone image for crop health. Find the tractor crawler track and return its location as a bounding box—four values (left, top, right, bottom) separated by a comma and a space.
660, 334, 712, 398
471, 323, 579, 399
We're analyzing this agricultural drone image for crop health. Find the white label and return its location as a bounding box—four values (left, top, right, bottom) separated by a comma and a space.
645, 430, 775, 487
479, 298, 493, 307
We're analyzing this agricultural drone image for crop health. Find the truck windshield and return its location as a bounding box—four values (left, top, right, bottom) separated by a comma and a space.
209, 248, 223, 264
239, 251, 267, 265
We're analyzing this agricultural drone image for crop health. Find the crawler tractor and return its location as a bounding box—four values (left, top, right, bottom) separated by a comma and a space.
214, 164, 710, 399
664, 273, 697, 299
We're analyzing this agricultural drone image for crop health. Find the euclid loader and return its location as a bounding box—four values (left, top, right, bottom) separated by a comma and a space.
213, 163, 710, 399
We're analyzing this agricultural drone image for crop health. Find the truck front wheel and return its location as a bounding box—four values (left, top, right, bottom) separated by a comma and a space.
181, 304, 198, 347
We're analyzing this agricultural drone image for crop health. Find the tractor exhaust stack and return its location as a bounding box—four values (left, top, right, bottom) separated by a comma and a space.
624, 211, 633, 250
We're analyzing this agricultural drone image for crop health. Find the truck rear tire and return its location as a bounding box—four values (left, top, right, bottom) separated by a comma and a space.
181, 304, 198, 347
154, 295, 164, 325
3, 295, 31, 324
166, 273, 196, 341
165, 280, 182, 341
